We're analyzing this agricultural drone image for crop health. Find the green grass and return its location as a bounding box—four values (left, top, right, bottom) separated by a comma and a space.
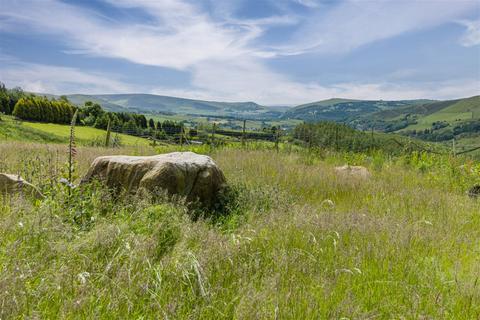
403, 112, 474, 131
0, 116, 149, 146
0, 117, 65, 143
147, 113, 302, 131
0, 141, 479, 318
401, 96, 480, 131
449, 135, 480, 157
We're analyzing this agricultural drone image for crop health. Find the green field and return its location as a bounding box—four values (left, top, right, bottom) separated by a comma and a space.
1, 138, 480, 318
0, 116, 149, 146
401, 96, 479, 131
147, 113, 302, 131
404, 112, 473, 130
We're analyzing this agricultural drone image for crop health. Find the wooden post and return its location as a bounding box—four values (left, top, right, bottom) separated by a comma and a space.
275, 128, 280, 152
335, 126, 339, 151
308, 128, 313, 150
105, 119, 111, 148
179, 125, 183, 146
242, 119, 246, 147
211, 122, 216, 147
371, 127, 374, 151
153, 126, 158, 146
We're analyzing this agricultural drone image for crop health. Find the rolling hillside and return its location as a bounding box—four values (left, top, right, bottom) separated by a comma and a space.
399, 95, 480, 131
282, 98, 432, 122
33, 92, 479, 139
66, 94, 282, 119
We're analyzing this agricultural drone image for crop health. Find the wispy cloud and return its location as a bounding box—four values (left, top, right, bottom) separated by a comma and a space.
0, 60, 136, 94
292, 0, 320, 8
2, 59, 478, 105
458, 19, 480, 47
0, 0, 256, 69
274, 0, 479, 55
0, 0, 478, 104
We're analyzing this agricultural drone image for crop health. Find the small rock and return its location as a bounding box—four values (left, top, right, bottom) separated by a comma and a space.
334, 165, 371, 179
0, 173, 44, 199
467, 184, 480, 198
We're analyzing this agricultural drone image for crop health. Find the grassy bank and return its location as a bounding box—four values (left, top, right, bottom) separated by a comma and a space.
0, 116, 149, 146
0, 142, 479, 318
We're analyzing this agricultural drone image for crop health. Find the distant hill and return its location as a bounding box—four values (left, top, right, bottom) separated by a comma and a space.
282, 98, 432, 122
344, 95, 480, 134
35, 92, 479, 132
397, 95, 480, 131
65, 93, 283, 119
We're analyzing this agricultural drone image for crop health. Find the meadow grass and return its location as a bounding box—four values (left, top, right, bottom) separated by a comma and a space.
0, 117, 65, 144
0, 116, 149, 146
0, 141, 479, 319
404, 112, 474, 131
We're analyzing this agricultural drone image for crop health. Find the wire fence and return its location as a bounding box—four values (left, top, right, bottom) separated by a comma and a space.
85, 118, 480, 157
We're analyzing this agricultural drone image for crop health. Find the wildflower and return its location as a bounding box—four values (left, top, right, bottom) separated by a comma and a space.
77, 271, 90, 285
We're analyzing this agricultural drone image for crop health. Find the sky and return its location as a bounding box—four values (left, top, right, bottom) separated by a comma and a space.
0, 0, 479, 105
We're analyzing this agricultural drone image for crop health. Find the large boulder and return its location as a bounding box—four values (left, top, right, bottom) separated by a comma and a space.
81, 152, 227, 207
0, 173, 44, 199
334, 165, 371, 180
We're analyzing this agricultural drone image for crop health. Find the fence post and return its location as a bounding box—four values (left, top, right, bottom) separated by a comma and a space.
105, 119, 111, 148
335, 126, 339, 151
308, 128, 313, 150
179, 125, 183, 146
452, 138, 456, 156
211, 122, 216, 148
242, 119, 246, 147
153, 126, 157, 146
275, 128, 280, 152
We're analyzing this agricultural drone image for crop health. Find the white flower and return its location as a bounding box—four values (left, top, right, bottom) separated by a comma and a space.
77, 271, 90, 284
321, 199, 335, 209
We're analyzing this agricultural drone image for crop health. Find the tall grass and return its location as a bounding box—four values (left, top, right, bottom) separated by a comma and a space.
0, 141, 479, 318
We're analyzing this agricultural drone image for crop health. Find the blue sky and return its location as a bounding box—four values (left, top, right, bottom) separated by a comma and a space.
0, 0, 479, 105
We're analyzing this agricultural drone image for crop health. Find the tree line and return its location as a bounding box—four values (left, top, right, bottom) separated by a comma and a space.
1, 82, 74, 123
1, 83, 188, 139
13, 96, 75, 124
0, 83, 27, 115
81, 101, 185, 137
294, 121, 408, 154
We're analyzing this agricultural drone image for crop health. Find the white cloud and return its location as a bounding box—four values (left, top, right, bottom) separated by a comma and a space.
0, 0, 478, 104
155, 57, 479, 104
0, 0, 255, 70
458, 19, 480, 47
0, 61, 136, 94
275, 0, 479, 55
292, 0, 320, 8
2, 60, 478, 105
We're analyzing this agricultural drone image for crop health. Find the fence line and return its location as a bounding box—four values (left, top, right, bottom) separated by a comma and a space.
99, 119, 480, 157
